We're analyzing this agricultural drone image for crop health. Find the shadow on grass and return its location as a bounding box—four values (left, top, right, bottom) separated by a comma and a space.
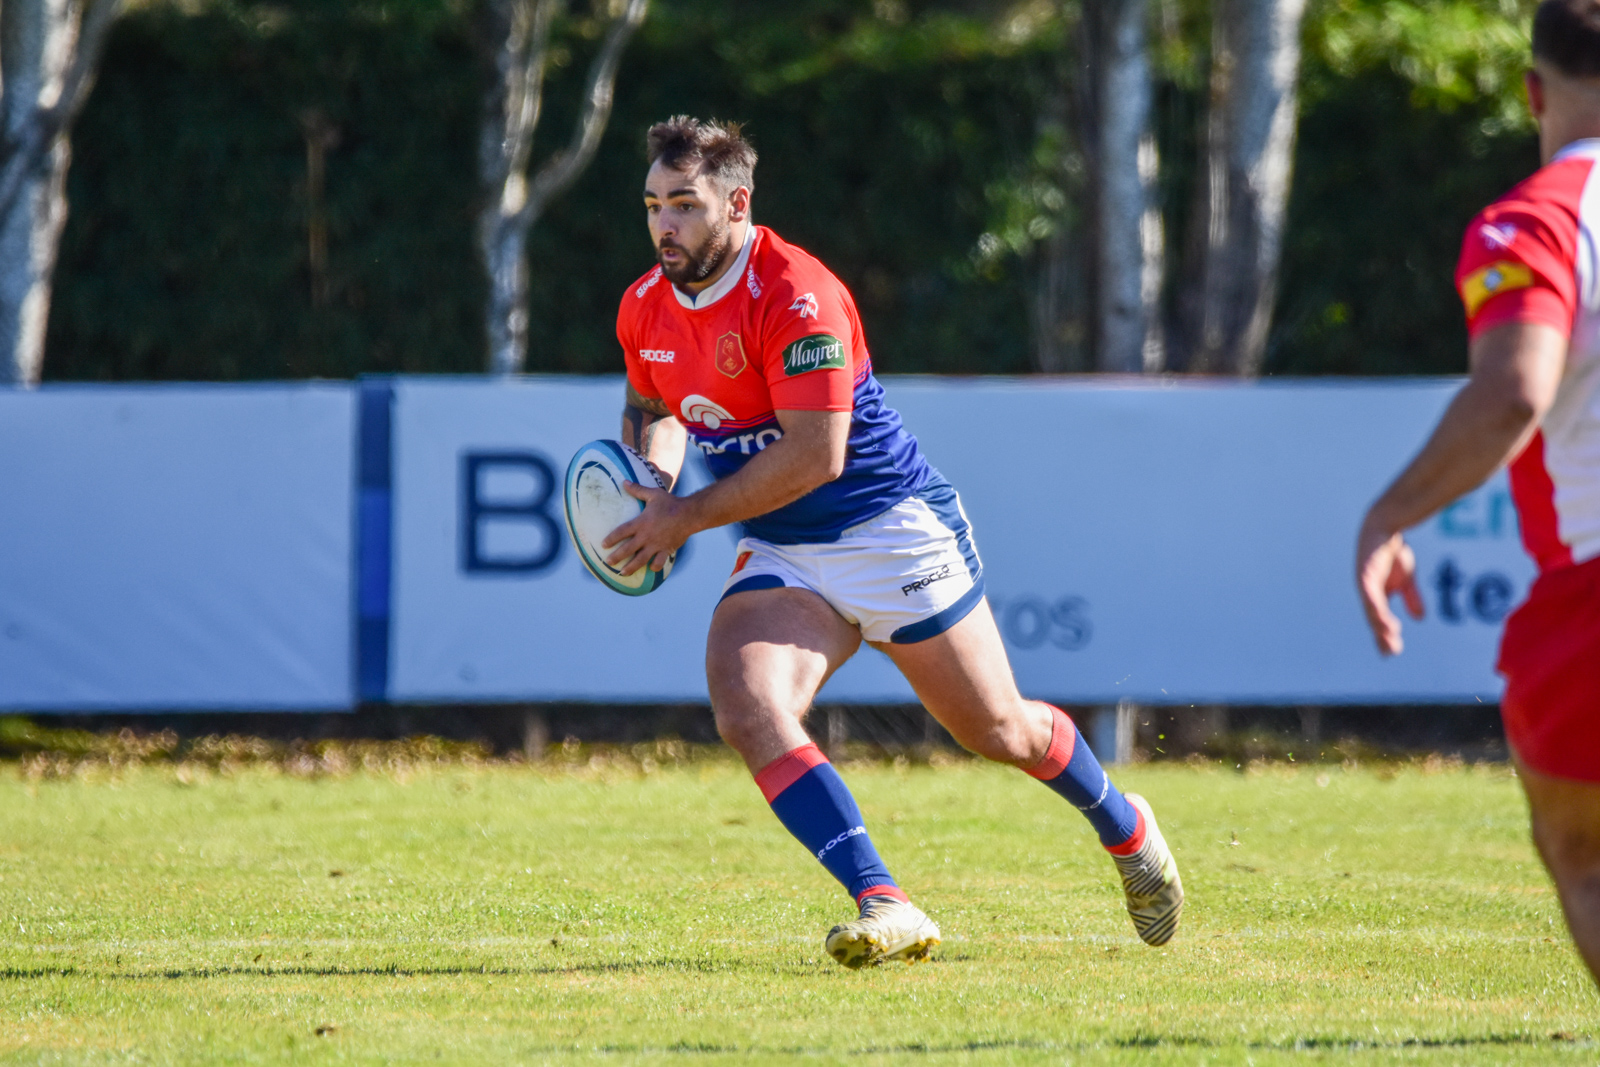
521, 1033, 1592, 1055
1112, 1033, 1590, 1051
0, 956, 826, 981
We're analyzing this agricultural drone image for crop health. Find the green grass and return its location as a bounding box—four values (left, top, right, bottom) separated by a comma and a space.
1, 753, 1596, 1064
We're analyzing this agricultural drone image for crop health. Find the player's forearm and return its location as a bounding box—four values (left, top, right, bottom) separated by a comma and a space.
622, 402, 687, 490
676, 435, 839, 534
1365, 381, 1540, 536
1364, 322, 1565, 537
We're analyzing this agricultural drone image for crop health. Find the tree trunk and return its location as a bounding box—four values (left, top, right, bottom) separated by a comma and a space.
479, 0, 647, 377
0, 138, 69, 387
1174, 0, 1306, 376
483, 211, 531, 376
0, 0, 121, 386
1032, 221, 1089, 373
1086, 0, 1164, 373
1031, 62, 1088, 374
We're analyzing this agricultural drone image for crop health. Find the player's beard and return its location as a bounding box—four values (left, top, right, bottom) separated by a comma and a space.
657, 214, 733, 286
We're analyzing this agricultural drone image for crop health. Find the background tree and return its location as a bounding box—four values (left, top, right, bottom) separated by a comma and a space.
0, 0, 121, 386
1173, 0, 1308, 375
479, 0, 648, 377
40, 0, 1538, 383
1081, 0, 1165, 373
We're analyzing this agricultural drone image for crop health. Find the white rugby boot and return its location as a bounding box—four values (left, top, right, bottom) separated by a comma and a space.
824, 895, 940, 968
1111, 794, 1184, 946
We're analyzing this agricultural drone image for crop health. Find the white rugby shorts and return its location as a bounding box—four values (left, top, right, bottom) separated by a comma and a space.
719, 477, 985, 644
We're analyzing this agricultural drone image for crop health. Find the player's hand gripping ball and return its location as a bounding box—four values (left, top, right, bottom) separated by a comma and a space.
563, 440, 675, 596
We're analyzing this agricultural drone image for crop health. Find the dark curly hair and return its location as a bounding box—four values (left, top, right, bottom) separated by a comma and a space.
645, 116, 757, 195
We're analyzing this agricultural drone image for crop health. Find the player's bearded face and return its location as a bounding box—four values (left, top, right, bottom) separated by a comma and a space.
656, 200, 733, 286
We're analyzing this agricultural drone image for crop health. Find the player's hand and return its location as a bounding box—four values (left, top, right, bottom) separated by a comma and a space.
602, 481, 691, 576
1356, 519, 1425, 656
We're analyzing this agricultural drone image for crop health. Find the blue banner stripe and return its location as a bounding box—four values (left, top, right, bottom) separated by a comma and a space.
355, 379, 394, 703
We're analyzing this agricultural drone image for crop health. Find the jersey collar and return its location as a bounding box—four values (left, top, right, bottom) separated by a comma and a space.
1553, 138, 1600, 164
672, 225, 758, 311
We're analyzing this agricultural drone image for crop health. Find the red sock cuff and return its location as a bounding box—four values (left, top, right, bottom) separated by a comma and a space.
753, 742, 828, 803
855, 884, 909, 905
1024, 706, 1076, 780
1105, 807, 1147, 856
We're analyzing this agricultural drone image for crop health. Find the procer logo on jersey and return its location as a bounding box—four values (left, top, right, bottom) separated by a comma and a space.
639, 349, 675, 364
783, 334, 847, 377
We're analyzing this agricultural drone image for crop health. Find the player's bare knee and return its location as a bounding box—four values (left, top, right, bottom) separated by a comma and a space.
711, 703, 759, 754
1533, 815, 1600, 883
944, 714, 1037, 766
709, 692, 793, 758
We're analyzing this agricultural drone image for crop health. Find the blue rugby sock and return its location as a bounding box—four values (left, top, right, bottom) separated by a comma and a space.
1025, 706, 1141, 848
754, 743, 906, 904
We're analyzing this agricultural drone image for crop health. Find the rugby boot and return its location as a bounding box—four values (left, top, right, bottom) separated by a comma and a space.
824, 895, 940, 968
1112, 794, 1184, 946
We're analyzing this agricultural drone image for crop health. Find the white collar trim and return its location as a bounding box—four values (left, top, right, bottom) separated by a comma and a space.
672, 226, 757, 310
1554, 138, 1600, 164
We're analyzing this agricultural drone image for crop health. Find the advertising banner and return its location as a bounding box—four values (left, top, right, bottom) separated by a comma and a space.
0, 384, 355, 710
383, 377, 1531, 706
385, 377, 742, 703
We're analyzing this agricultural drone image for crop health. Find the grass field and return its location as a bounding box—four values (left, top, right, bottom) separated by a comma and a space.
2, 747, 1597, 1064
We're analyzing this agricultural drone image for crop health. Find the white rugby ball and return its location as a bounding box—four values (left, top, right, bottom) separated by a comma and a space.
563, 439, 675, 596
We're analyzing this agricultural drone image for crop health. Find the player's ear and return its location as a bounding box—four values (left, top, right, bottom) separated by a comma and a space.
728, 185, 751, 222
1526, 68, 1546, 120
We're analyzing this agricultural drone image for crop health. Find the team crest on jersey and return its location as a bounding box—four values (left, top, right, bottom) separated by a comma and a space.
790, 292, 819, 319
716, 332, 748, 378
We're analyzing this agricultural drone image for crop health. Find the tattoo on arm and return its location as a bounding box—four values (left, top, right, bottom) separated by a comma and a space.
622, 384, 673, 452
623, 403, 648, 450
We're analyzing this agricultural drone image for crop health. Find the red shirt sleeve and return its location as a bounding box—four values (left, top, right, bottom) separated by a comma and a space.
617, 283, 660, 401
761, 273, 858, 412
1455, 199, 1577, 340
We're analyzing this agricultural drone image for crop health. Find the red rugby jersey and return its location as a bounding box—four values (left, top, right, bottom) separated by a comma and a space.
1455, 139, 1600, 572
617, 225, 930, 543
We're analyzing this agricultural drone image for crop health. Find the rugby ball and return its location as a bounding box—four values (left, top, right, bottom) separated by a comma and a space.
563, 440, 675, 596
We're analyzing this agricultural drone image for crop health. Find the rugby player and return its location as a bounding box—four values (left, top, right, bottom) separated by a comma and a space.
1356, 0, 1600, 988
601, 116, 1183, 967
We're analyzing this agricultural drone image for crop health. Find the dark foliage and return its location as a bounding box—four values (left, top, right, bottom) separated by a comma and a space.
46, 0, 486, 380
1266, 70, 1538, 375
42, 0, 1542, 381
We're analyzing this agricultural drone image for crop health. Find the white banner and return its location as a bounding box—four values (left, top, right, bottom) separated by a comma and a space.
0, 385, 354, 710
386, 376, 1531, 705
387, 378, 740, 703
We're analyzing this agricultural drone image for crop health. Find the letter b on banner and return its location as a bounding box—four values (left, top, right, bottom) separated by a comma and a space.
461, 452, 562, 574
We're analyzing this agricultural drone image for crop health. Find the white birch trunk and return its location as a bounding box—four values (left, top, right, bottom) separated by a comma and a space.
1032, 210, 1092, 371
0, 137, 68, 386
1090, 0, 1163, 374
1176, 0, 1306, 376
479, 0, 647, 376
0, 0, 121, 386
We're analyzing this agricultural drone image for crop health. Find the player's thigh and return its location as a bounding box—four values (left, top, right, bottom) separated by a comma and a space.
873, 597, 1049, 765
1516, 758, 1600, 875
707, 585, 861, 718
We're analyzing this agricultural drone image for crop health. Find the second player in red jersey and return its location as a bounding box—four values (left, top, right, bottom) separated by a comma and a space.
1357, 0, 1600, 990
